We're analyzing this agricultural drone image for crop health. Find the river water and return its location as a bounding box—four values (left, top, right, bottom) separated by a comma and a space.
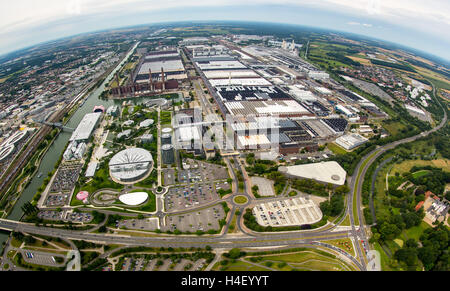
0, 43, 142, 249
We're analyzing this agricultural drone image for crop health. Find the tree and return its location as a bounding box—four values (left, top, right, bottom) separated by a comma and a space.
227, 248, 242, 259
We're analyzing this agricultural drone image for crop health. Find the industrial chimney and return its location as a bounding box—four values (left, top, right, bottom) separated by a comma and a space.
161, 67, 165, 92
149, 68, 153, 92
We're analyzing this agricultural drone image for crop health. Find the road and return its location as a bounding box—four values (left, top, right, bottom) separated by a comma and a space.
349, 82, 447, 269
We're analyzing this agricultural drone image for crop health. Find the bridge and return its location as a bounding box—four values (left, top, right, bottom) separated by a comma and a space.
34, 119, 75, 132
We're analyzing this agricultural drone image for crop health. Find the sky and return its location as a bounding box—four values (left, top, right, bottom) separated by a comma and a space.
1, 0, 450, 60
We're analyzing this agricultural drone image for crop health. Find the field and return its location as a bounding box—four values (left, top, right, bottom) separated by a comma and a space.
412, 170, 431, 179
323, 238, 355, 257
347, 55, 372, 66
382, 121, 408, 136
327, 142, 348, 155
391, 159, 450, 174
401, 221, 431, 241
214, 248, 357, 271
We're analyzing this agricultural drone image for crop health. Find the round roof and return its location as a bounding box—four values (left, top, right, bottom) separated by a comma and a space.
331, 175, 341, 181
109, 148, 153, 181
162, 144, 173, 151
119, 192, 149, 206
76, 191, 89, 201
162, 128, 173, 134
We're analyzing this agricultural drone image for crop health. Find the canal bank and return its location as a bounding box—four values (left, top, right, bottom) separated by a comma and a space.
0, 43, 140, 250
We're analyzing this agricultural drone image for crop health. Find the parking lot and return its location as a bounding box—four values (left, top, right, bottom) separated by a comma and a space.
252, 197, 323, 227
21, 250, 66, 267
178, 159, 229, 184
163, 168, 176, 185
163, 205, 225, 233
45, 193, 70, 207
165, 182, 220, 212
65, 212, 93, 223
49, 162, 82, 193
120, 257, 206, 271
38, 210, 64, 221
250, 177, 275, 196
118, 217, 159, 231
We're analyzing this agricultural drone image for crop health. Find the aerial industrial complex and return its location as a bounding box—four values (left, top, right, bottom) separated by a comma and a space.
0, 22, 448, 274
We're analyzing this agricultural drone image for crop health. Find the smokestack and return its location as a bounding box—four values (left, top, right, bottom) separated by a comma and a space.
115, 72, 121, 97
161, 67, 165, 92
149, 68, 153, 92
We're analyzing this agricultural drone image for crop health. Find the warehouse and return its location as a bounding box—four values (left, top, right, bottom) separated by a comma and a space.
203, 70, 259, 79
69, 112, 102, 142
335, 133, 368, 150
216, 86, 291, 102
279, 161, 347, 186
196, 60, 247, 71
209, 78, 272, 87
135, 50, 187, 83
224, 100, 312, 117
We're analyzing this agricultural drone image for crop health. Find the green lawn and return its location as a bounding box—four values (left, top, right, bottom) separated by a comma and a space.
252, 249, 356, 271
412, 170, 430, 179
327, 143, 348, 155
234, 196, 248, 205
214, 260, 270, 271
401, 221, 430, 241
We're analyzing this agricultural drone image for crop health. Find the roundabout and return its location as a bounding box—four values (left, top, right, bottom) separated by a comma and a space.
233, 195, 249, 205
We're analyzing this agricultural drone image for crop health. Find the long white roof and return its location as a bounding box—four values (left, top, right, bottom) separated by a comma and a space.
70, 112, 102, 142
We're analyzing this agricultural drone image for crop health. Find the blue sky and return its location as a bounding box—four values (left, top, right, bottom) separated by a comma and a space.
1, 0, 449, 60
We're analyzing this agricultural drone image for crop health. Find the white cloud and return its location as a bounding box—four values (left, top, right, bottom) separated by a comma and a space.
0, 0, 449, 58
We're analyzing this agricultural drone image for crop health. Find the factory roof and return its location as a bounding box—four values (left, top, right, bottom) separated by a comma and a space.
176, 126, 201, 142
335, 133, 368, 150
196, 60, 247, 71
237, 134, 271, 148
203, 70, 259, 79
279, 161, 347, 186
209, 78, 272, 87
138, 59, 185, 75
225, 100, 310, 116
70, 112, 102, 142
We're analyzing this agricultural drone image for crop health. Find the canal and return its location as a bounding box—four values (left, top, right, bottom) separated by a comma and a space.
0, 43, 140, 249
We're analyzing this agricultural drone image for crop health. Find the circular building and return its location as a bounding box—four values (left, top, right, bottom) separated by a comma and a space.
76, 191, 89, 204
109, 148, 154, 184
119, 192, 149, 206
93, 105, 105, 113
140, 119, 155, 128
161, 133, 172, 145
162, 128, 173, 134
161, 144, 175, 165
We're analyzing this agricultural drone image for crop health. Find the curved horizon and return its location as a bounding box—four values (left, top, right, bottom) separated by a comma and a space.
1, 2, 449, 62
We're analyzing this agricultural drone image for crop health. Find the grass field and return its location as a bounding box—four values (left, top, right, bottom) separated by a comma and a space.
233, 196, 248, 205
412, 170, 431, 179
401, 221, 430, 241
340, 214, 351, 226
382, 121, 407, 136
213, 260, 270, 271
250, 249, 356, 271
214, 248, 357, 271
323, 238, 356, 257
391, 159, 450, 174
327, 142, 348, 155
